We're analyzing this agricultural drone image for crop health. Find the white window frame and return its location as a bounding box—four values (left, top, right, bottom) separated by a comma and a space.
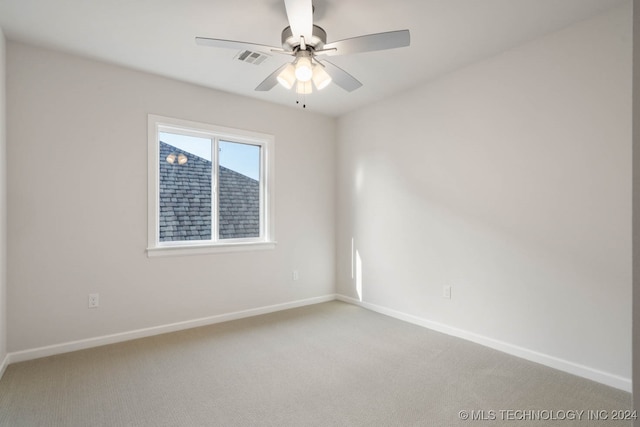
147, 114, 276, 256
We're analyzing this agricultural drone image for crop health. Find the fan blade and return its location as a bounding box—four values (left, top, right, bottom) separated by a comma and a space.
284, 0, 313, 43
321, 30, 410, 56
255, 63, 290, 91
196, 37, 283, 54
320, 60, 362, 92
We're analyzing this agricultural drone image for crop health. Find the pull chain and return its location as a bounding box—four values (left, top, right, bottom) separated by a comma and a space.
295, 97, 307, 109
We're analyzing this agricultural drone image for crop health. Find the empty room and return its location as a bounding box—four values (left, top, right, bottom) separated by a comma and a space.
0, 0, 636, 425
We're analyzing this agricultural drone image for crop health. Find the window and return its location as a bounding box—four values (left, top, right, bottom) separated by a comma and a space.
147, 115, 275, 256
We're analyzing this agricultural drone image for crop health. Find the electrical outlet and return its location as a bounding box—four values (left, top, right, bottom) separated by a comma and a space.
292, 270, 299, 281
443, 286, 451, 299
88, 293, 99, 308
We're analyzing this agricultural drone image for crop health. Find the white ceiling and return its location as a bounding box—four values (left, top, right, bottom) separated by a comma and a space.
0, 0, 628, 116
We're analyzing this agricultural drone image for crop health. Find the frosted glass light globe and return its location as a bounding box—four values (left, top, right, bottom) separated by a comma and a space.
294, 57, 313, 82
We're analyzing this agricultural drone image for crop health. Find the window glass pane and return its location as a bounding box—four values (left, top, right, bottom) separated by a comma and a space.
218, 140, 261, 239
159, 132, 212, 242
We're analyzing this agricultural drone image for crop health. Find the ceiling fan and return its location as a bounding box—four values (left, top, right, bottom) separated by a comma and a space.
196, 0, 410, 98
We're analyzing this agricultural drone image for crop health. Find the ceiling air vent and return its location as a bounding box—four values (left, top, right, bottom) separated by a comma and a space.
235, 50, 270, 65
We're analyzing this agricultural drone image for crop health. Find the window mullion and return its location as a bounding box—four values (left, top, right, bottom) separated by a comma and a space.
212, 137, 219, 243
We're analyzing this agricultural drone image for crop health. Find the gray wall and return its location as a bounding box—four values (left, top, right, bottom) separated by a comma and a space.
337, 3, 632, 388
6, 42, 336, 352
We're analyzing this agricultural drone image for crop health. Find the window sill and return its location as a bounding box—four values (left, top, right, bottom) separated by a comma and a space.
146, 241, 277, 257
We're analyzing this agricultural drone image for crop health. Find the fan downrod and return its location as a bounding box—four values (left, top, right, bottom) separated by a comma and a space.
281, 25, 327, 51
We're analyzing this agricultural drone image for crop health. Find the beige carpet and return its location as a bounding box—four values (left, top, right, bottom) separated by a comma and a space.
0, 301, 632, 426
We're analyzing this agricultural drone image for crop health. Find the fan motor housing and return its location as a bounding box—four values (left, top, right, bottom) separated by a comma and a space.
281, 25, 327, 51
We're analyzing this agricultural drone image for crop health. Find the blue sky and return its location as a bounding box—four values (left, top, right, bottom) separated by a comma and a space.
160, 132, 260, 180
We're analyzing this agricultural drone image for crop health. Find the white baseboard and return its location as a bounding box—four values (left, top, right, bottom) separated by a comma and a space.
7, 294, 336, 365
0, 352, 8, 380
5, 293, 630, 393
335, 294, 631, 393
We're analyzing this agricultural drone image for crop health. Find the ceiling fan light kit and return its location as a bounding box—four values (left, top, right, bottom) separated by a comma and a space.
276, 63, 296, 89
296, 81, 313, 95
312, 64, 332, 90
293, 55, 313, 82
196, 0, 410, 105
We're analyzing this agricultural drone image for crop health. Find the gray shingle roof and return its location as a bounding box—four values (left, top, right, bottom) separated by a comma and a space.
218, 163, 260, 239
159, 141, 259, 242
